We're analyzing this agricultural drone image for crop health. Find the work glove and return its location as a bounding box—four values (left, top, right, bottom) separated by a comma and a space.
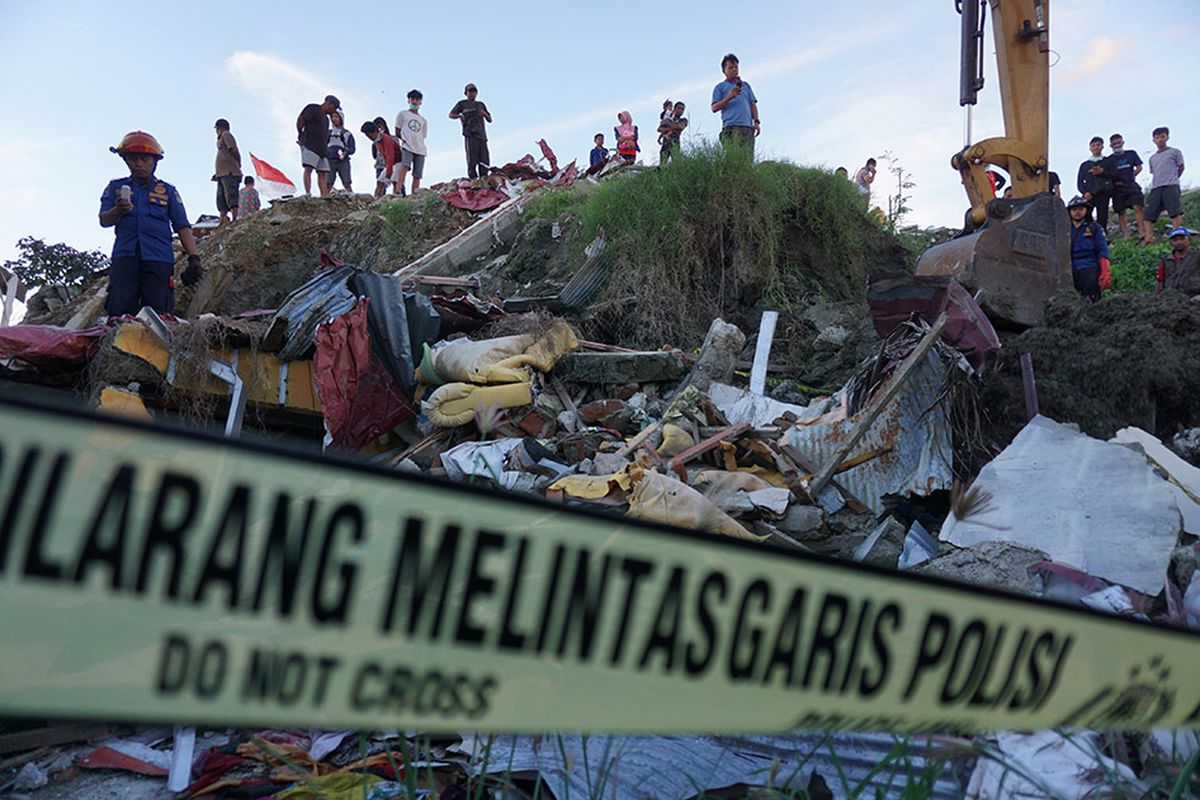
182, 255, 204, 287
1099, 257, 1112, 292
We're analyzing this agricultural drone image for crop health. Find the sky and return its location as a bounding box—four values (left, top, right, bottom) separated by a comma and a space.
0, 0, 1196, 269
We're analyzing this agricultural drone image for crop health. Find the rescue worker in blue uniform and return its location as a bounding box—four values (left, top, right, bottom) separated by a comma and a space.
1066, 195, 1111, 302
99, 131, 203, 319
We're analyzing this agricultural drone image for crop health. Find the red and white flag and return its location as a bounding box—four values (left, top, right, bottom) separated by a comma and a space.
250, 153, 296, 198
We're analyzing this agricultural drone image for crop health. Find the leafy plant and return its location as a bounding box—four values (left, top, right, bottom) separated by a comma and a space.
2, 235, 108, 289
1107, 237, 1169, 294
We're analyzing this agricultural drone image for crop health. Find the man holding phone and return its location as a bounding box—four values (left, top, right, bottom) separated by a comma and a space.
711, 53, 760, 158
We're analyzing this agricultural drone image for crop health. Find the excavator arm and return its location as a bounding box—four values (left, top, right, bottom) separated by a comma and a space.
958, 0, 1050, 225
915, 0, 1068, 328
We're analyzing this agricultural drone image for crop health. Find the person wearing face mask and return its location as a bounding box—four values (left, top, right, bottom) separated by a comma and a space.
1107, 133, 1145, 240
395, 89, 428, 196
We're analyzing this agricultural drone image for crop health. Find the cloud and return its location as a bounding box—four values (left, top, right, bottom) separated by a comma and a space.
1057, 37, 1129, 86
223, 52, 364, 182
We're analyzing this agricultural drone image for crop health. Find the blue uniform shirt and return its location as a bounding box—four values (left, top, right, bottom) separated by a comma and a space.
712, 80, 757, 128
99, 175, 191, 263
1070, 220, 1110, 271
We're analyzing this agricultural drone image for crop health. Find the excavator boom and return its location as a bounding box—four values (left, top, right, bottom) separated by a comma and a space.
915, 0, 1068, 327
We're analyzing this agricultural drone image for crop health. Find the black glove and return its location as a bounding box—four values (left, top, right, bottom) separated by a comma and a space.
182, 255, 204, 287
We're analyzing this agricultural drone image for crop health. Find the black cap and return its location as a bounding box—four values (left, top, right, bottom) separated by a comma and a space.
214, 118, 230, 130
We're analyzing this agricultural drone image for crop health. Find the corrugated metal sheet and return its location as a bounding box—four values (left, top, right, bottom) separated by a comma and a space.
269, 265, 359, 361
785, 351, 953, 515
456, 732, 961, 799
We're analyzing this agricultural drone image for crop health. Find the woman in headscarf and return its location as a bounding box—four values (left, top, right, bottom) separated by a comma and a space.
614, 111, 639, 164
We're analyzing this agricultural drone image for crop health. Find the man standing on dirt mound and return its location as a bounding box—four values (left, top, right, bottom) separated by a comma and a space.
449, 83, 492, 180
711, 53, 760, 158
297, 95, 339, 197
98, 131, 202, 321
395, 89, 428, 196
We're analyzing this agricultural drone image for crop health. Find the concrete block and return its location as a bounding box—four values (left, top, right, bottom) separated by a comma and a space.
554, 351, 686, 384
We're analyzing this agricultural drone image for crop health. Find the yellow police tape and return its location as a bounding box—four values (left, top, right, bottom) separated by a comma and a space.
0, 393, 1197, 734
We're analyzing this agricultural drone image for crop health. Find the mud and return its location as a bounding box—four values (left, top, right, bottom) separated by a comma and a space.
983, 290, 1200, 446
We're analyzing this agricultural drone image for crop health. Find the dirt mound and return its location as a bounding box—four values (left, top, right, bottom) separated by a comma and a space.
28, 193, 475, 326
182, 193, 473, 317
983, 290, 1200, 445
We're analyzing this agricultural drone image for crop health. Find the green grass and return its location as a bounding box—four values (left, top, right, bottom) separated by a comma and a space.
1107, 236, 1169, 294
526, 143, 900, 349
373, 193, 450, 262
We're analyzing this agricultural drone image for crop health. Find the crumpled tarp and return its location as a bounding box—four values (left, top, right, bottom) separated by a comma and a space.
490, 141, 577, 187
784, 350, 954, 515
313, 300, 415, 450
0, 323, 107, 370
351, 271, 440, 396
441, 183, 509, 211
867, 274, 1001, 370
429, 293, 504, 335
268, 265, 358, 361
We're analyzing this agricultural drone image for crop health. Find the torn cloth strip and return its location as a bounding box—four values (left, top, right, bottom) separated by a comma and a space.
314, 300, 415, 450
0, 324, 107, 369
784, 350, 954, 516
430, 293, 505, 335
351, 271, 441, 396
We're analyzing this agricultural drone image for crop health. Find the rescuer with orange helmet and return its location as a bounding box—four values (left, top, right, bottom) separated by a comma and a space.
98, 131, 202, 319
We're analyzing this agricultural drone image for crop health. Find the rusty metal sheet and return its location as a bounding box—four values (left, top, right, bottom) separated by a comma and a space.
784, 351, 953, 515
265, 265, 359, 361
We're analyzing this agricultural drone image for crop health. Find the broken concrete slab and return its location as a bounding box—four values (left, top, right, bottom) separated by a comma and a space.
913, 540, 1050, 595
776, 505, 825, 536
390, 192, 526, 278
941, 416, 1181, 595
853, 517, 907, 568
553, 350, 686, 384
684, 318, 745, 392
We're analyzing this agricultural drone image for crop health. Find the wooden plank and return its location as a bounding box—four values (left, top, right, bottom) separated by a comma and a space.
0, 722, 110, 756
749, 310, 778, 396
807, 314, 948, 498
665, 422, 751, 471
